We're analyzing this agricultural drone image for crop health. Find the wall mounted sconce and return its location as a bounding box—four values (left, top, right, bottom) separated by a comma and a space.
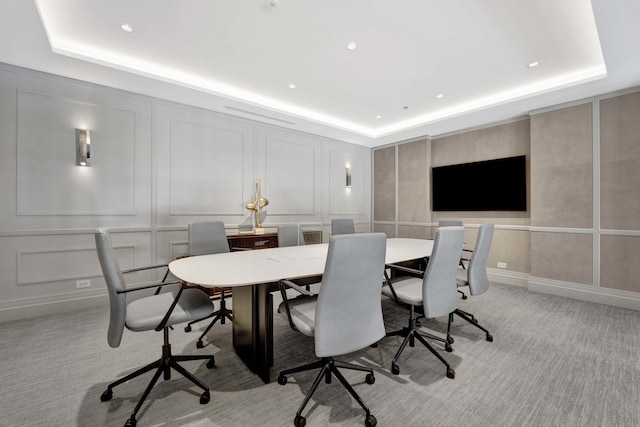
75, 129, 91, 166
346, 167, 352, 188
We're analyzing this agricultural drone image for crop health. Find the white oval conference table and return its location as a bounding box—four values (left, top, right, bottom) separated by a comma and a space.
169, 237, 434, 383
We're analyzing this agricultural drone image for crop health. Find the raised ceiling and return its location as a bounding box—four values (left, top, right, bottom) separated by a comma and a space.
1, 0, 640, 146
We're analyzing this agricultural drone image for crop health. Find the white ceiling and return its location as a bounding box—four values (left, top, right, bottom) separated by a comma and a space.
1, 0, 640, 147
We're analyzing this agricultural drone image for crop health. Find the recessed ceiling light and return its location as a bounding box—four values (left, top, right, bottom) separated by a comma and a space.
375, 115, 382, 119
528, 61, 540, 68
435, 93, 444, 99
288, 83, 296, 89
346, 42, 357, 50
120, 23, 134, 33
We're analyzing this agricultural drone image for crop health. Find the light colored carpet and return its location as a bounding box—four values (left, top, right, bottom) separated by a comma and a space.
0, 283, 638, 427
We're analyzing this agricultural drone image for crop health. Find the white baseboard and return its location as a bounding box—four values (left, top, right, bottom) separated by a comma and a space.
528, 277, 640, 311
487, 268, 529, 287
0, 293, 108, 323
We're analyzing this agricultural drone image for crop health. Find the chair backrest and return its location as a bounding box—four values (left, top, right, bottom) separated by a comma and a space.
331, 218, 356, 235
467, 224, 494, 296
438, 220, 463, 227
95, 229, 127, 348
188, 221, 230, 256
278, 224, 305, 247
422, 226, 464, 318
314, 233, 387, 357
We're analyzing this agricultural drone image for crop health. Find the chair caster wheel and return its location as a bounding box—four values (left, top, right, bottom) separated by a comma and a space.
206, 356, 216, 369
365, 373, 375, 384
447, 335, 454, 344
446, 367, 455, 379
445, 343, 452, 352
365, 414, 377, 427
200, 391, 210, 404
391, 363, 400, 375
196, 340, 204, 349
124, 416, 137, 427
185, 325, 192, 332
294, 414, 306, 427
486, 334, 493, 342
100, 388, 113, 402
278, 375, 288, 385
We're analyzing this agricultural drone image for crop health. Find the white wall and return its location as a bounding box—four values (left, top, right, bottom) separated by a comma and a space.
0, 63, 371, 322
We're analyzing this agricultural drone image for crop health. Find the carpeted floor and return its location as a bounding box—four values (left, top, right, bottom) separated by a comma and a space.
0, 283, 638, 427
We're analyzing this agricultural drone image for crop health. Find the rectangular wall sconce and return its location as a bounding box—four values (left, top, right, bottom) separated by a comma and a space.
346, 167, 352, 188
75, 129, 91, 166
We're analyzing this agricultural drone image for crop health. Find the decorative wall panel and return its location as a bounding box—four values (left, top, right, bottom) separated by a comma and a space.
169, 119, 245, 215
373, 146, 395, 222
16, 90, 136, 215
398, 139, 429, 223
265, 138, 315, 215
600, 235, 640, 292
600, 92, 640, 230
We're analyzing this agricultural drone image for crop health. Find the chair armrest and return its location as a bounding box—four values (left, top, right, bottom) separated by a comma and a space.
278, 279, 317, 333
121, 264, 168, 274
386, 263, 424, 277
116, 280, 182, 294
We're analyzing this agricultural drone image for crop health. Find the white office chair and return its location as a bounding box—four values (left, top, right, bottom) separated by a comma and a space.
183, 220, 234, 348
382, 226, 463, 379
331, 218, 356, 235
278, 224, 306, 247
277, 233, 387, 427
95, 229, 215, 427
446, 223, 495, 344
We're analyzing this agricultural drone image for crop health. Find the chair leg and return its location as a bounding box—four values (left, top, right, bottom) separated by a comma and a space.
458, 289, 468, 300
100, 328, 215, 427
414, 332, 455, 379
279, 358, 377, 427
453, 309, 493, 342
191, 293, 234, 348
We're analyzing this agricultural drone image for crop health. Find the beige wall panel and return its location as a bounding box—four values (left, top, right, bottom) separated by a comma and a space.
600, 91, 640, 230
530, 164, 593, 228
398, 225, 430, 239
373, 223, 396, 238
432, 119, 529, 167
531, 232, 593, 285
398, 139, 429, 223
487, 229, 530, 274
530, 103, 593, 228
600, 235, 640, 292
374, 147, 396, 221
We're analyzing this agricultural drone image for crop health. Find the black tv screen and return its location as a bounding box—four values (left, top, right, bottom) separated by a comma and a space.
432, 156, 526, 211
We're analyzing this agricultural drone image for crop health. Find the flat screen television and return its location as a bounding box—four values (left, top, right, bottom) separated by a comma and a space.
432, 155, 526, 211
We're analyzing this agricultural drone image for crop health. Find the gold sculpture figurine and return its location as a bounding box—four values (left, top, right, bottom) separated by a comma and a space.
245, 181, 269, 229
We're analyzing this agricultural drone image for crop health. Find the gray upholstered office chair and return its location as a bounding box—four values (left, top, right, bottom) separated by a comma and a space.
277, 233, 387, 427
183, 220, 233, 348
437, 219, 468, 298
278, 224, 306, 247
331, 218, 356, 235
95, 229, 215, 427
446, 223, 495, 344
382, 226, 463, 379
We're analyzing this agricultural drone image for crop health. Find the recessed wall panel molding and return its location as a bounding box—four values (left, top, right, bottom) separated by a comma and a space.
329, 150, 365, 215
373, 146, 396, 222
531, 232, 593, 285
265, 137, 316, 215
16, 90, 138, 215
600, 91, 640, 230
168, 119, 245, 215
530, 102, 593, 228
600, 235, 640, 293
155, 104, 254, 225
398, 139, 429, 223
16, 245, 135, 286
